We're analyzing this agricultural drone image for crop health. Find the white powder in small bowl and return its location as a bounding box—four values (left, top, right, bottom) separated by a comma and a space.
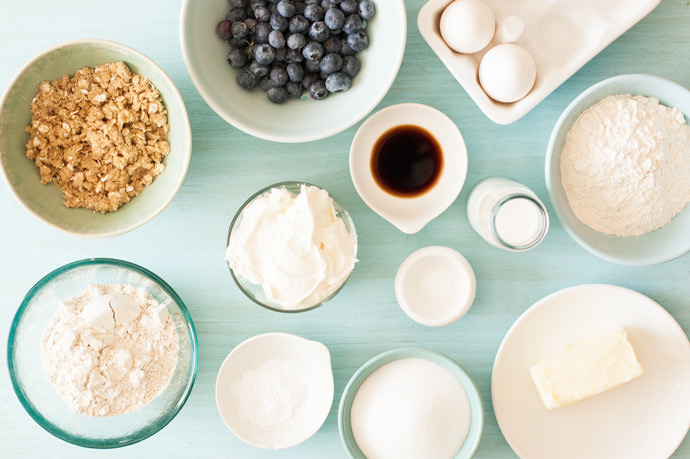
350, 358, 471, 459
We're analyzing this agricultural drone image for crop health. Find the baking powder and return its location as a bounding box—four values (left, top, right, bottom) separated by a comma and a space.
561, 94, 690, 236
40, 284, 178, 417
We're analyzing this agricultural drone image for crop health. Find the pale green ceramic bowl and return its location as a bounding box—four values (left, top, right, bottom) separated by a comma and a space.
0, 39, 191, 237
338, 348, 484, 459
179, 0, 407, 143
546, 74, 690, 265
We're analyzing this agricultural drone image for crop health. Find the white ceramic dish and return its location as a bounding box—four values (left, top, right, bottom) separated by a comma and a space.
395, 246, 476, 327
349, 103, 468, 234
179, 0, 406, 143
215, 333, 334, 450
418, 0, 662, 124
546, 74, 690, 266
492, 284, 690, 459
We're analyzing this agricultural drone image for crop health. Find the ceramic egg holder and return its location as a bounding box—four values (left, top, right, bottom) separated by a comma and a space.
418, 0, 661, 124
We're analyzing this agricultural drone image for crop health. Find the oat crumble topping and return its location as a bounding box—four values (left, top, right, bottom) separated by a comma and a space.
25, 62, 170, 213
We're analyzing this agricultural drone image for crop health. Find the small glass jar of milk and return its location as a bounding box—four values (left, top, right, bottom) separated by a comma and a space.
466, 177, 549, 251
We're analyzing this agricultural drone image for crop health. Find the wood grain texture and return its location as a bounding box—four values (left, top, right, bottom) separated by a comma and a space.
1, 0, 689, 457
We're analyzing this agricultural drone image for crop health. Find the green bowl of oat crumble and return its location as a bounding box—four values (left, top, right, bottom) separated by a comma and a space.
0, 39, 191, 237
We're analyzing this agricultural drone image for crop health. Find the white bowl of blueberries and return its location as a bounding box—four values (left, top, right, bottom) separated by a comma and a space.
180, 0, 406, 143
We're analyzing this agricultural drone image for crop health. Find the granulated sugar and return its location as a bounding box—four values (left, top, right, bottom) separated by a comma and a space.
350, 358, 471, 459
40, 284, 178, 417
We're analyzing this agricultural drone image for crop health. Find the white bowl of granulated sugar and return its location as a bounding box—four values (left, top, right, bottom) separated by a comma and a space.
546, 74, 690, 266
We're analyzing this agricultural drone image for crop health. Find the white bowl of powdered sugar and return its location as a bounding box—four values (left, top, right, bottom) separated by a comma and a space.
546, 74, 690, 265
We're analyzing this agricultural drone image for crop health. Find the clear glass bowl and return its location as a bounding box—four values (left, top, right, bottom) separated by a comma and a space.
7, 258, 199, 448
226, 181, 358, 313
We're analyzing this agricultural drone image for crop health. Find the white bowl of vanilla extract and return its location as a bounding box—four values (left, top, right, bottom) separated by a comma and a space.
349, 103, 468, 234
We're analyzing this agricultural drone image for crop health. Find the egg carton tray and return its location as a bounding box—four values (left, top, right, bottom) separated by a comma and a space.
418, 0, 661, 125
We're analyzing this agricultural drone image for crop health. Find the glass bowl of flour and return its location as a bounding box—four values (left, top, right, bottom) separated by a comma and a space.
546, 74, 690, 265
7, 258, 198, 448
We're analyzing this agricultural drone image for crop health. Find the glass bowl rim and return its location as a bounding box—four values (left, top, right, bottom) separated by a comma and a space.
6, 257, 199, 449
225, 181, 358, 314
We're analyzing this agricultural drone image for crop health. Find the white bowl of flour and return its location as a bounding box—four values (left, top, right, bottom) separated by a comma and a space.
546, 74, 690, 265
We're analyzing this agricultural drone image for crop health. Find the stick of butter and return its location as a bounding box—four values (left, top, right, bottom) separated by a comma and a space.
530, 328, 643, 409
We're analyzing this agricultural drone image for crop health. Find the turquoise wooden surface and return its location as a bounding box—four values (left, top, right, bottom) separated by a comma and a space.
1, 0, 689, 457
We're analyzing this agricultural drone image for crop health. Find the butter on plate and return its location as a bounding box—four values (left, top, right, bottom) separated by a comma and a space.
530, 328, 643, 410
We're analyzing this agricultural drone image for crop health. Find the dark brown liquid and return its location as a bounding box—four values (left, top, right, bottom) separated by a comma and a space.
371, 125, 443, 197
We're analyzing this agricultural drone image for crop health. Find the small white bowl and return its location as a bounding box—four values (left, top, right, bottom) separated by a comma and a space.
215, 333, 334, 450
179, 0, 407, 143
395, 246, 476, 327
350, 104, 468, 234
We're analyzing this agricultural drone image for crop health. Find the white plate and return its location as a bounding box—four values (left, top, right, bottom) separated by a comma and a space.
418, 0, 661, 124
492, 284, 690, 459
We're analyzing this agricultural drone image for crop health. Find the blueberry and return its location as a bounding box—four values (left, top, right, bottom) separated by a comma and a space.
270, 66, 289, 86
287, 62, 305, 82
229, 38, 246, 49
341, 55, 360, 77
250, 60, 270, 78
287, 32, 307, 49
340, 0, 357, 14
236, 70, 258, 90
305, 58, 321, 72
227, 48, 248, 68
286, 81, 303, 98
325, 72, 351, 93
324, 8, 345, 30
286, 48, 304, 62
359, 0, 375, 20
270, 12, 288, 31
229, 0, 247, 8
347, 30, 368, 51
231, 21, 249, 39
309, 80, 329, 100
244, 18, 258, 33
323, 37, 342, 54
254, 5, 271, 22
267, 86, 289, 103
342, 14, 362, 34
304, 4, 324, 21
216, 20, 232, 40
274, 47, 287, 62
309, 21, 329, 42
277, 0, 296, 17
340, 39, 355, 56
227, 8, 247, 22
319, 53, 342, 75
260, 76, 276, 91
302, 72, 318, 89
269, 30, 286, 48
302, 41, 324, 60
255, 22, 272, 43
254, 43, 276, 64
289, 15, 309, 33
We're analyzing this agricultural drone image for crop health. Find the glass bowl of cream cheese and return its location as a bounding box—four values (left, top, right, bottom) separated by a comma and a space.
226, 181, 358, 313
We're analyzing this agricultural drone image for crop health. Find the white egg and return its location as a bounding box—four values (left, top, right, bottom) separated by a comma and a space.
478, 44, 536, 103
440, 0, 495, 54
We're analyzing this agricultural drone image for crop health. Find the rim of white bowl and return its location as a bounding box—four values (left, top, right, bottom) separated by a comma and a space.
0, 38, 192, 239
394, 246, 476, 327
545, 73, 690, 266
178, 0, 408, 143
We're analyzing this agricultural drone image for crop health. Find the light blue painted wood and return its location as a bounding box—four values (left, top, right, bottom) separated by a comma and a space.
1, 0, 689, 457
